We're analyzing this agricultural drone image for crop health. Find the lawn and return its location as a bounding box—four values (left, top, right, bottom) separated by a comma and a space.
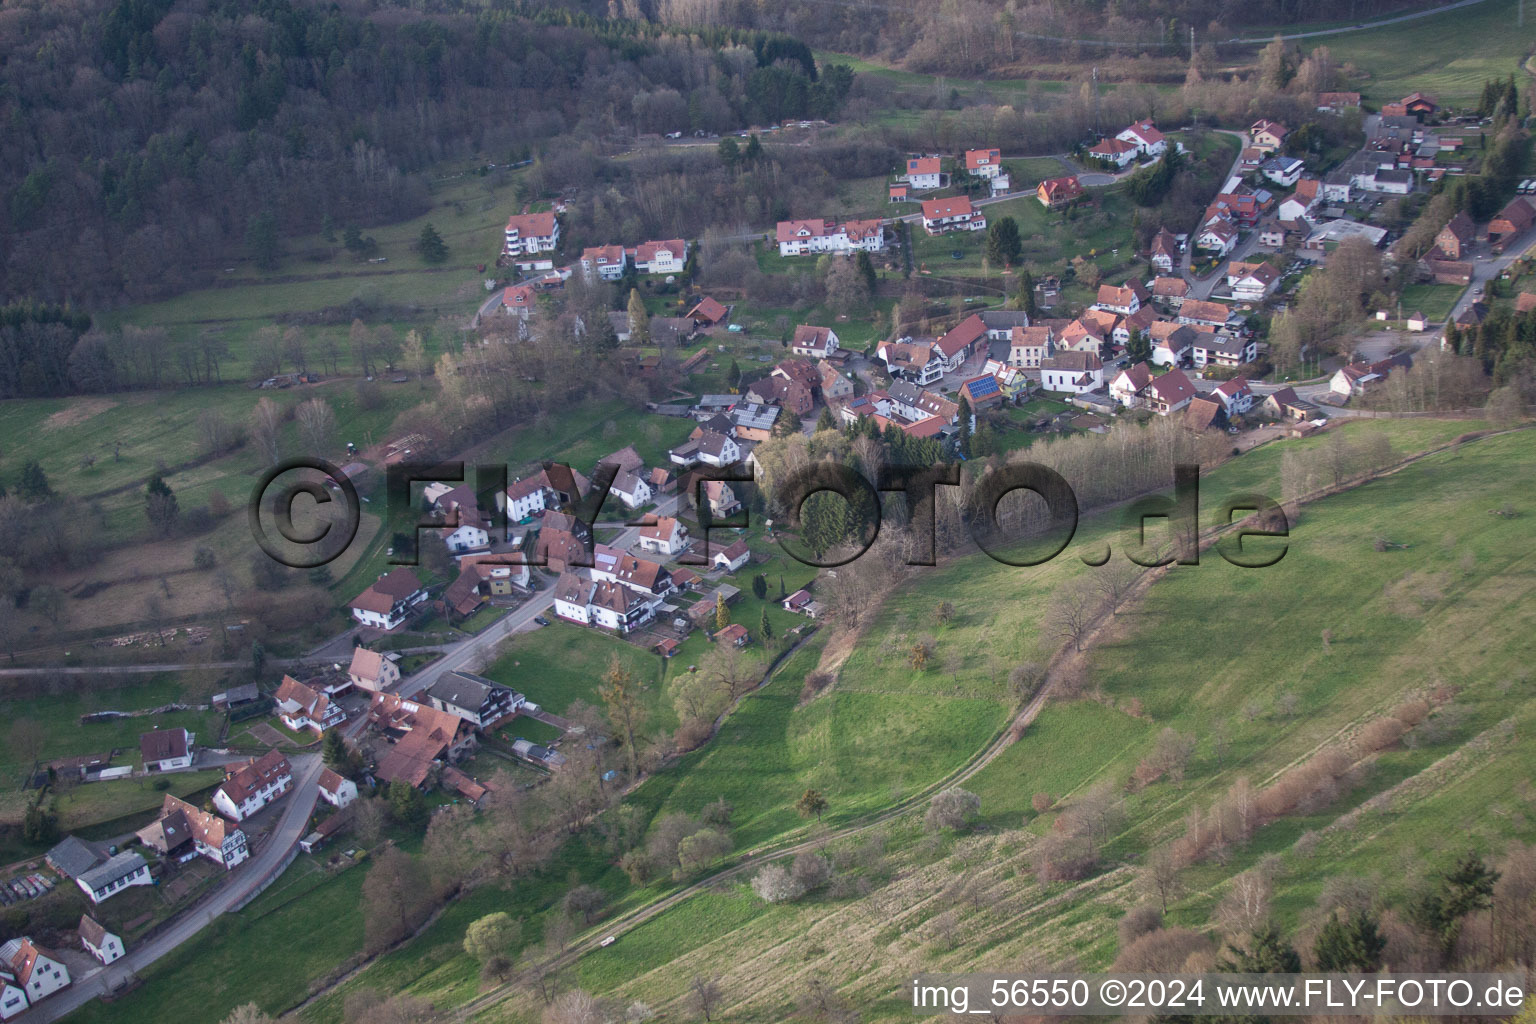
101, 172, 525, 381
1319, 0, 1530, 105
1399, 282, 1465, 321
57, 769, 225, 836
64, 857, 371, 1024
0, 673, 228, 786
455, 424, 1536, 1022
482, 621, 670, 728
911, 186, 1141, 281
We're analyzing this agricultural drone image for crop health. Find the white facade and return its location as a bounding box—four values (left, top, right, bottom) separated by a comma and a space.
503, 213, 559, 257
1197, 224, 1238, 256
633, 240, 687, 274
610, 474, 652, 509
80, 928, 124, 966
319, 775, 358, 809
505, 482, 549, 522
213, 763, 293, 822
1040, 365, 1104, 394
77, 854, 153, 905
0, 942, 68, 1008
0, 976, 27, 1020
444, 523, 488, 553
1116, 121, 1167, 158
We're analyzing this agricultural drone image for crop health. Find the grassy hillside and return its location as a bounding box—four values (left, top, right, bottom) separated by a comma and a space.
1320, 0, 1533, 105
472, 423, 1535, 1022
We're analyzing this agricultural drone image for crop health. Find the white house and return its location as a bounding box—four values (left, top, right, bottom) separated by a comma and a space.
668, 430, 739, 469
140, 727, 194, 772
1212, 377, 1255, 415
0, 970, 27, 1021
79, 917, 124, 966
213, 750, 293, 822
609, 469, 652, 510
349, 568, 429, 631
1192, 333, 1257, 368
553, 574, 659, 634
1225, 261, 1281, 302
711, 539, 751, 573
1261, 156, 1304, 187
1116, 120, 1167, 158
503, 211, 559, 259
151, 795, 250, 869
1039, 351, 1104, 394
1007, 325, 1054, 369
0, 940, 69, 1009
905, 156, 942, 190
1152, 327, 1196, 367
76, 851, 152, 905
637, 516, 690, 557
920, 196, 985, 235
317, 768, 358, 809
348, 647, 400, 693
1145, 369, 1197, 416
1354, 168, 1412, 194
632, 238, 687, 275
1109, 361, 1153, 408
1088, 136, 1138, 168
791, 325, 840, 359
1197, 220, 1238, 256
775, 218, 883, 257
1094, 280, 1147, 316
274, 676, 346, 735
965, 148, 1003, 179
579, 245, 627, 281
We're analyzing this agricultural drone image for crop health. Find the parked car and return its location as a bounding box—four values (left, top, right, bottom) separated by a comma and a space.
533, 616, 550, 626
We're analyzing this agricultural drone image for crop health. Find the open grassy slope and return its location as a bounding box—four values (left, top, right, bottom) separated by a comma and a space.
479, 423, 1536, 1022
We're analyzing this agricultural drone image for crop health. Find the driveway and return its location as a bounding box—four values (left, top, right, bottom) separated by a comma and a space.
31, 755, 325, 1023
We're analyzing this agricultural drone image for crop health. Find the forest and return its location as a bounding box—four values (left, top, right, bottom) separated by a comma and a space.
0, 0, 849, 306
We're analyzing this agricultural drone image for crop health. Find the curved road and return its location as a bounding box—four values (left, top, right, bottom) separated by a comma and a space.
30, 754, 324, 1024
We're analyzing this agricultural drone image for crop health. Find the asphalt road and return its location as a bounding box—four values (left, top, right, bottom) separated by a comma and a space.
31, 754, 324, 1023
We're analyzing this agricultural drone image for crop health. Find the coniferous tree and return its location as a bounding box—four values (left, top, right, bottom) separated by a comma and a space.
417, 223, 449, 263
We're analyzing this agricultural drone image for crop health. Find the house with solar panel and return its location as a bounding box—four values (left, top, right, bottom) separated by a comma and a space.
958, 374, 1004, 426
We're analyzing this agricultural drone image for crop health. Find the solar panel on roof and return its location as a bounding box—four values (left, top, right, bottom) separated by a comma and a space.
966, 376, 999, 397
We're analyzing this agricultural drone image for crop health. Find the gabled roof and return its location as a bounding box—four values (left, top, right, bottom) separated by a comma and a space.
634, 238, 686, 263
1119, 120, 1165, 146
504, 211, 557, 237
907, 156, 941, 175
219, 749, 292, 806
1147, 368, 1197, 406
687, 296, 728, 322
1096, 280, 1149, 307
1114, 361, 1153, 392
1152, 277, 1188, 297
597, 445, 645, 474
348, 646, 388, 683
1184, 395, 1227, 432
936, 313, 987, 357
1038, 175, 1084, 201
140, 727, 190, 764
79, 851, 147, 894
350, 568, 424, 613
160, 793, 240, 850
1042, 350, 1102, 371
1089, 136, 1136, 156
964, 147, 1001, 170
792, 324, 835, 350
79, 915, 115, 950
426, 671, 506, 713
639, 516, 686, 543
1214, 377, 1252, 398
920, 196, 975, 219
1180, 299, 1232, 324
318, 767, 351, 797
